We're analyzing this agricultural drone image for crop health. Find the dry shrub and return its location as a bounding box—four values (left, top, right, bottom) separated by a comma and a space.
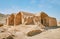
27, 30, 42, 36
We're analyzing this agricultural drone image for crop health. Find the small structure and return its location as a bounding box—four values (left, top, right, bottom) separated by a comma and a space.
36, 12, 57, 26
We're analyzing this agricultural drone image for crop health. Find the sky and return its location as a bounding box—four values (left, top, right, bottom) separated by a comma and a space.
0, 0, 60, 20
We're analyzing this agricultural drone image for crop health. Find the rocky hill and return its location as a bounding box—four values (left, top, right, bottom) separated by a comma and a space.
0, 13, 8, 24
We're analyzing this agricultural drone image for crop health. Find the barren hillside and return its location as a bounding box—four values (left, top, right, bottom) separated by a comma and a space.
0, 13, 9, 24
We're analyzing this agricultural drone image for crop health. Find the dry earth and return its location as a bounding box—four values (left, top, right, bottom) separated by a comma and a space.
27, 26, 60, 39
0, 25, 60, 39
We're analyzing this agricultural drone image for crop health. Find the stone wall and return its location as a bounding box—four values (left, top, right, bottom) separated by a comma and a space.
25, 17, 34, 25
6, 14, 14, 26
6, 11, 57, 27
14, 12, 22, 25
33, 16, 41, 25
49, 17, 57, 26
40, 12, 49, 26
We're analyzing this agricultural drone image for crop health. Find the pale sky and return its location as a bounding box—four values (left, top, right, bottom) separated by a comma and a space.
0, 0, 60, 20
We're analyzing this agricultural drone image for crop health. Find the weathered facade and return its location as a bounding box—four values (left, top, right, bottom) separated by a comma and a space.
6, 12, 35, 26
14, 12, 22, 25
40, 12, 49, 26
6, 11, 57, 26
40, 12, 57, 26
49, 17, 57, 26
6, 14, 14, 26
37, 12, 57, 26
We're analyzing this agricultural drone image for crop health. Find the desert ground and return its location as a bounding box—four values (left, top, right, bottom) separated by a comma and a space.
0, 25, 60, 39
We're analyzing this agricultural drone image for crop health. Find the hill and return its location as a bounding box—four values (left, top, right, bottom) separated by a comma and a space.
0, 13, 8, 24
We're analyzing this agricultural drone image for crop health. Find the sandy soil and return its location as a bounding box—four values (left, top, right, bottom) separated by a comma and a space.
27, 27, 60, 39
0, 25, 60, 39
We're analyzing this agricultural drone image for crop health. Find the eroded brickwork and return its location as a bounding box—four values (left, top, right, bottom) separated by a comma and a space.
6, 11, 57, 27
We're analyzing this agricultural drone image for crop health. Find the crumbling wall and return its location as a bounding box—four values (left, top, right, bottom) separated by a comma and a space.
40, 12, 49, 26
33, 16, 41, 25
6, 11, 57, 27
14, 12, 22, 25
6, 14, 14, 25
25, 17, 34, 25
49, 17, 57, 26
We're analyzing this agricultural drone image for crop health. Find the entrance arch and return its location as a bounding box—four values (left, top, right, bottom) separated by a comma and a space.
40, 12, 49, 26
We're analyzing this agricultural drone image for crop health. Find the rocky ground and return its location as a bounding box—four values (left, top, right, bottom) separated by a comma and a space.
27, 26, 60, 39
0, 25, 60, 39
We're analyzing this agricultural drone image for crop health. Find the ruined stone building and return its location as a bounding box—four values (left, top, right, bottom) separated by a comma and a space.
6, 12, 35, 26
6, 11, 57, 27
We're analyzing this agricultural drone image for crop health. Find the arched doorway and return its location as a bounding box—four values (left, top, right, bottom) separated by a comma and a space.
41, 19, 43, 24
41, 19, 46, 26
40, 12, 49, 26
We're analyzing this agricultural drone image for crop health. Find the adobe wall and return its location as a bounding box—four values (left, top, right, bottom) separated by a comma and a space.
33, 16, 41, 25
14, 12, 22, 25
49, 17, 57, 26
40, 12, 49, 26
6, 14, 14, 26
43, 17, 49, 26
25, 16, 34, 25
6, 11, 57, 27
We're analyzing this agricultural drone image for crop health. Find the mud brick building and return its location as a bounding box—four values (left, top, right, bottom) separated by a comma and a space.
6, 11, 57, 26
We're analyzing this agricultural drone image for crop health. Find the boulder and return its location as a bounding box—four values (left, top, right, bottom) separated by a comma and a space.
2, 34, 15, 39
6, 35, 13, 39
27, 30, 42, 36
